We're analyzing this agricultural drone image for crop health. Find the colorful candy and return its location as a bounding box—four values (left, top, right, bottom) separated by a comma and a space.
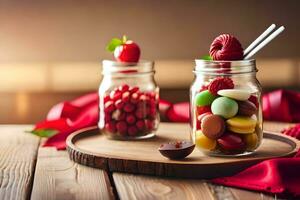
218, 89, 251, 101
195, 130, 217, 150
237, 100, 257, 116
226, 116, 257, 134
217, 133, 245, 151
194, 90, 216, 106
201, 114, 225, 139
211, 97, 238, 119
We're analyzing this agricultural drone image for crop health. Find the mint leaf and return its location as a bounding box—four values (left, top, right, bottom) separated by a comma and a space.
106, 38, 123, 52
201, 55, 213, 61
27, 129, 58, 138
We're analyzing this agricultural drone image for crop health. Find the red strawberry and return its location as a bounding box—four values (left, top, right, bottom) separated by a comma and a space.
106, 35, 140, 63
209, 34, 243, 61
208, 77, 234, 95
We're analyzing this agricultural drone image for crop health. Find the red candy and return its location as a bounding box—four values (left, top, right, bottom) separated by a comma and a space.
103, 84, 157, 137
196, 106, 211, 116
248, 95, 259, 108
217, 133, 245, 151
208, 77, 234, 95
209, 34, 243, 61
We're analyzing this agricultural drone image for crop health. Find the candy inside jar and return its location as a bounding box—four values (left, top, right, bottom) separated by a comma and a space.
190, 60, 263, 156
99, 60, 159, 140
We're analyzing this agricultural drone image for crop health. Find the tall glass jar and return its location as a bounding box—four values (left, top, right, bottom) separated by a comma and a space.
98, 60, 159, 140
190, 59, 263, 156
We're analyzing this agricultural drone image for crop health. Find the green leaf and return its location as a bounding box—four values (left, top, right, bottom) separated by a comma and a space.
106, 38, 123, 52
27, 129, 58, 138
201, 55, 213, 61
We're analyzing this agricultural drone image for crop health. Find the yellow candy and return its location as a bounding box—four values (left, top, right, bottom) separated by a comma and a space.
243, 133, 258, 150
226, 116, 257, 129
228, 125, 255, 134
195, 130, 216, 150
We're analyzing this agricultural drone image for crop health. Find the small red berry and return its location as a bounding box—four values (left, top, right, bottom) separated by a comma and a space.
116, 121, 127, 135
123, 103, 135, 113
128, 126, 138, 136
208, 77, 234, 95
136, 120, 145, 130
126, 114, 136, 125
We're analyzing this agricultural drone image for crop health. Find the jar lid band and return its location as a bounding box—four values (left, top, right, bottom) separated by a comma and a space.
102, 60, 154, 74
194, 59, 257, 74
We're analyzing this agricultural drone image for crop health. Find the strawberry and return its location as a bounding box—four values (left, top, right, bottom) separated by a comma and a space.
106, 35, 140, 63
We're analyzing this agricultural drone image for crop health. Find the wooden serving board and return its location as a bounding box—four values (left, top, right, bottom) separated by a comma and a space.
66, 123, 300, 179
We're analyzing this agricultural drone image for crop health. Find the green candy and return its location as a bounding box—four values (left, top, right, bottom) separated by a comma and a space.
194, 90, 216, 106
211, 97, 238, 119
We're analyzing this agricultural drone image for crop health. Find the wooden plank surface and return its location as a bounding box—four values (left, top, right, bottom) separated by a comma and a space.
113, 173, 214, 200
30, 146, 114, 200
0, 125, 40, 200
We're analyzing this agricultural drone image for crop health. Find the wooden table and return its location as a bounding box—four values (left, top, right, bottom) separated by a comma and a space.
0, 122, 293, 200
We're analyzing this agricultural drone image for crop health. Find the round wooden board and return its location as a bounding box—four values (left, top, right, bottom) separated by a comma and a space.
66, 123, 300, 179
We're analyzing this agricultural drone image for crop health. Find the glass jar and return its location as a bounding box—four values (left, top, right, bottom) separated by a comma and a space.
98, 60, 159, 140
190, 59, 263, 156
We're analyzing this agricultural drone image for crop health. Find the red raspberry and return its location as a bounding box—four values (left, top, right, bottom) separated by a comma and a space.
116, 121, 127, 135
196, 106, 211, 116
110, 90, 122, 101
128, 126, 138, 136
129, 86, 139, 94
208, 77, 234, 95
248, 95, 259, 108
118, 84, 129, 93
136, 120, 145, 130
115, 99, 124, 109
104, 101, 115, 113
209, 34, 243, 61
105, 121, 116, 133
135, 108, 146, 119
126, 114, 136, 125
145, 119, 155, 130
123, 103, 135, 113
199, 85, 208, 92
130, 92, 140, 104
122, 92, 131, 102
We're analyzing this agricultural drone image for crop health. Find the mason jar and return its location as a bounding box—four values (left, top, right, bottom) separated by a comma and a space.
98, 60, 159, 140
190, 59, 263, 156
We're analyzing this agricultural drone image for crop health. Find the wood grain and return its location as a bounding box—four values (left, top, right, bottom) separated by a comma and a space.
67, 123, 300, 178
0, 125, 40, 200
30, 146, 114, 200
113, 173, 214, 200
229, 187, 274, 200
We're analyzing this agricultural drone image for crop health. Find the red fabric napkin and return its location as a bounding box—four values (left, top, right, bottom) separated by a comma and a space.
212, 153, 300, 198
33, 89, 300, 197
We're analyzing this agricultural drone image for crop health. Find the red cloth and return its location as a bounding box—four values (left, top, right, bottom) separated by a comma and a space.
33, 89, 300, 197
212, 154, 300, 197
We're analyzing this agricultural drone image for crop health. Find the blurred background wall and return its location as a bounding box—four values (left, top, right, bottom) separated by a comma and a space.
0, 0, 300, 123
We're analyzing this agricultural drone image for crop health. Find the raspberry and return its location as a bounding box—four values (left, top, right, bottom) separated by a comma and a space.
199, 85, 208, 92
209, 34, 243, 61
281, 124, 300, 140
208, 77, 234, 95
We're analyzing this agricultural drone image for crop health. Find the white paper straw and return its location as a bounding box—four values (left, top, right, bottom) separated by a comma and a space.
244, 26, 285, 59
244, 24, 276, 56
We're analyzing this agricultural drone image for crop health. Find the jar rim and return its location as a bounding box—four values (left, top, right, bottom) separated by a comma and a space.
194, 59, 257, 75
102, 60, 154, 74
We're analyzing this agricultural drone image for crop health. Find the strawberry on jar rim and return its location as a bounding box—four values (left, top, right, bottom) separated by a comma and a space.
106, 35, 141, 63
